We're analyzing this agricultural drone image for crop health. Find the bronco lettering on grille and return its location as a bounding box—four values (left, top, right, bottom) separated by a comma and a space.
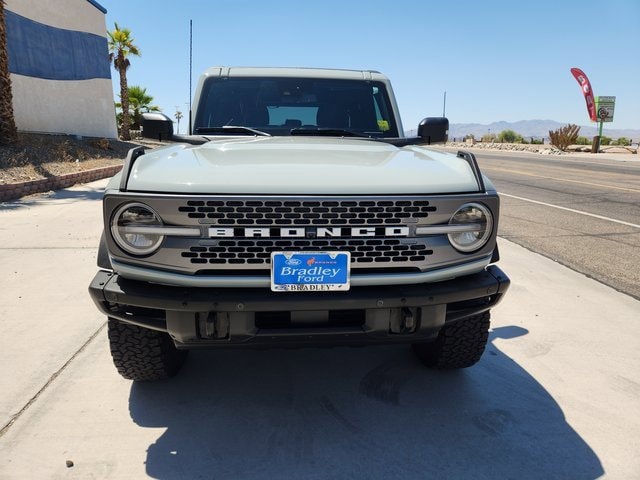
208, 227, 410, 238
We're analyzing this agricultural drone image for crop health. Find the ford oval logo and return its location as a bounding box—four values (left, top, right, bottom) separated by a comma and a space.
285, 258, 302, 266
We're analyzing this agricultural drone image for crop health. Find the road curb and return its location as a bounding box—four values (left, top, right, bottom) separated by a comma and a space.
0, 165, 122, 203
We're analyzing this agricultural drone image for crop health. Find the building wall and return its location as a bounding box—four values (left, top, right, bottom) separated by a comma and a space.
5, 0, 117, 138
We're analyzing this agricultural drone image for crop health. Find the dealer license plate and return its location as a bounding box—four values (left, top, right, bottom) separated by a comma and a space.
271, 251, 351, 292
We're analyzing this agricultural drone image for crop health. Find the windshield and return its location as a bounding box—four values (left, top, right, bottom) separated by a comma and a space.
194, 77, 399, 137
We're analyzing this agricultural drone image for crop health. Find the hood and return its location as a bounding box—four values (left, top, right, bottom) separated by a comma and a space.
126, 137, 480, 195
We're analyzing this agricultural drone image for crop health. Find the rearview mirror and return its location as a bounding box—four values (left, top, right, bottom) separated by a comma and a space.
417, 117, 449, 144
141, 112, 174, 142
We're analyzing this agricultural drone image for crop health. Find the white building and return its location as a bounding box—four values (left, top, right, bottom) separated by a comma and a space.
5, 0, 117, 138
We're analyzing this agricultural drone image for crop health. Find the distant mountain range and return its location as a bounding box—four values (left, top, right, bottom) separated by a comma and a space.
407, 120, 639, 140
446, 120, 640, 141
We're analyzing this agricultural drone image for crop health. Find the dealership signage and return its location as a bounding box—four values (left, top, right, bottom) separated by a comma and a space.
595, 96, 616, 123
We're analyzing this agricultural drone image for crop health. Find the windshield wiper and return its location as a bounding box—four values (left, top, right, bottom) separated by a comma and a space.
195, 126, 271, 136
289, 128, 370, 138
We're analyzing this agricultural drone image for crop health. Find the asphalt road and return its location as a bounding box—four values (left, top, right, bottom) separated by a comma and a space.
1, 178, 639, 479
441, 148, 640, 300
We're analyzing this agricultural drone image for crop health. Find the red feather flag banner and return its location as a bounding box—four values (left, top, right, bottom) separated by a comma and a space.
570, 68, 597, 122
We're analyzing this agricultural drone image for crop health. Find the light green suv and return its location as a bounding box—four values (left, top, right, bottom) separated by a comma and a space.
89, 67, 510, 381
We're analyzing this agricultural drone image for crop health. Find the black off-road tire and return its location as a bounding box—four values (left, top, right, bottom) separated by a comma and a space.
108, 318, 188, 381
412, 312, 491, 369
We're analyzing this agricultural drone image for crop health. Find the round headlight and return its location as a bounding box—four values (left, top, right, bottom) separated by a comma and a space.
111, 203, 164, 255
447, 203, 493, 253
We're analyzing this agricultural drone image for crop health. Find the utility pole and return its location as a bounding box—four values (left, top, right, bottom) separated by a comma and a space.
442, 91, 447, 117
188, 19, 193, 135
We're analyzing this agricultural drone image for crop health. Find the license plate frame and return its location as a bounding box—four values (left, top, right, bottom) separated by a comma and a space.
270, 251, 351, 292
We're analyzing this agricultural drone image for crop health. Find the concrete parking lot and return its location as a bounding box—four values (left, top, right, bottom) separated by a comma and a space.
1, 179, 639, 479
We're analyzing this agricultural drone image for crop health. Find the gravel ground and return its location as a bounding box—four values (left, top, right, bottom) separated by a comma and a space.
444, 141, 564, 154
444, 141, 638, 155
0, 133, 139, 184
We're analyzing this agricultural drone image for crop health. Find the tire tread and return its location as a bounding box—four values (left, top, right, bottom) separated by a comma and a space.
412, 312, 491, 369
108, 319, 187, 381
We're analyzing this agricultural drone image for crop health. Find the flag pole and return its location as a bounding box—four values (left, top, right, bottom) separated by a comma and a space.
188, 19, 193, 135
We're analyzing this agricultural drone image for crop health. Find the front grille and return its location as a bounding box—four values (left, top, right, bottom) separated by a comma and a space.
107, 192, 500, 277
164, 196, 444, 272
177, 199, 437, 225
180, 238, 434, 265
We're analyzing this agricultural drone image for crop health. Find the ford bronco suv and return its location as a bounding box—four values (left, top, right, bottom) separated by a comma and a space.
89, 67, 510, 381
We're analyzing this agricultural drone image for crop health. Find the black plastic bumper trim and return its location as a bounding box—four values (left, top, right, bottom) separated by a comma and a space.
89, 266, 510, 347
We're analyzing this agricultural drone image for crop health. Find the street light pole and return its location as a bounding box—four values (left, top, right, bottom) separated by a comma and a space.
442, 91, 447, 117
188, 19, 193, 135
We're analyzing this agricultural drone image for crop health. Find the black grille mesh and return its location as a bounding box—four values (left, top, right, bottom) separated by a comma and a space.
178, 199, 436, 226
181, 238, 433, 265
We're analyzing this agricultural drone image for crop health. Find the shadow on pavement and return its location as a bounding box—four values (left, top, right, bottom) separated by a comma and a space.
0, 185, 104, 210
129, 326, 603, 479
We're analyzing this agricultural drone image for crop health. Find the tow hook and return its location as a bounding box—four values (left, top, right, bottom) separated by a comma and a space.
402, 307, 415, 330
390, 307, 418, 334
200, 312, 230, 339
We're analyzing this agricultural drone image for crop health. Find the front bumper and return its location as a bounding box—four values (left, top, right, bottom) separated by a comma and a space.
89, 266, 510, 348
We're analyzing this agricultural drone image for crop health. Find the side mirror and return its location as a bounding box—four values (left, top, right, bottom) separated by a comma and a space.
142, 112, 174, 142
417, 117, 449, 144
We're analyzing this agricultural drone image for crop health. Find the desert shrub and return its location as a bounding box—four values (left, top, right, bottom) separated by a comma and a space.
90, 138, 111, 151
576, 136, 590, 145
615, 137, 630, 146
549, 124, 580, 151
497, 129, 523, 143
600, 136, 612, 146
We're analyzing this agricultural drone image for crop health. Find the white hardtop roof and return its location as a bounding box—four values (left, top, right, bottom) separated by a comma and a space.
200, 66, 390, 81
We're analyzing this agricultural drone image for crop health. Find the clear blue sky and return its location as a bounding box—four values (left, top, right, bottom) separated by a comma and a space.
102, 0, 640, 133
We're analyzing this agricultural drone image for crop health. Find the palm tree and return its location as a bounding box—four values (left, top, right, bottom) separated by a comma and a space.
108, 23, 140, 141
174, 110, 183, 134
127, 85, 159, 129
0, 0, 18, 145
